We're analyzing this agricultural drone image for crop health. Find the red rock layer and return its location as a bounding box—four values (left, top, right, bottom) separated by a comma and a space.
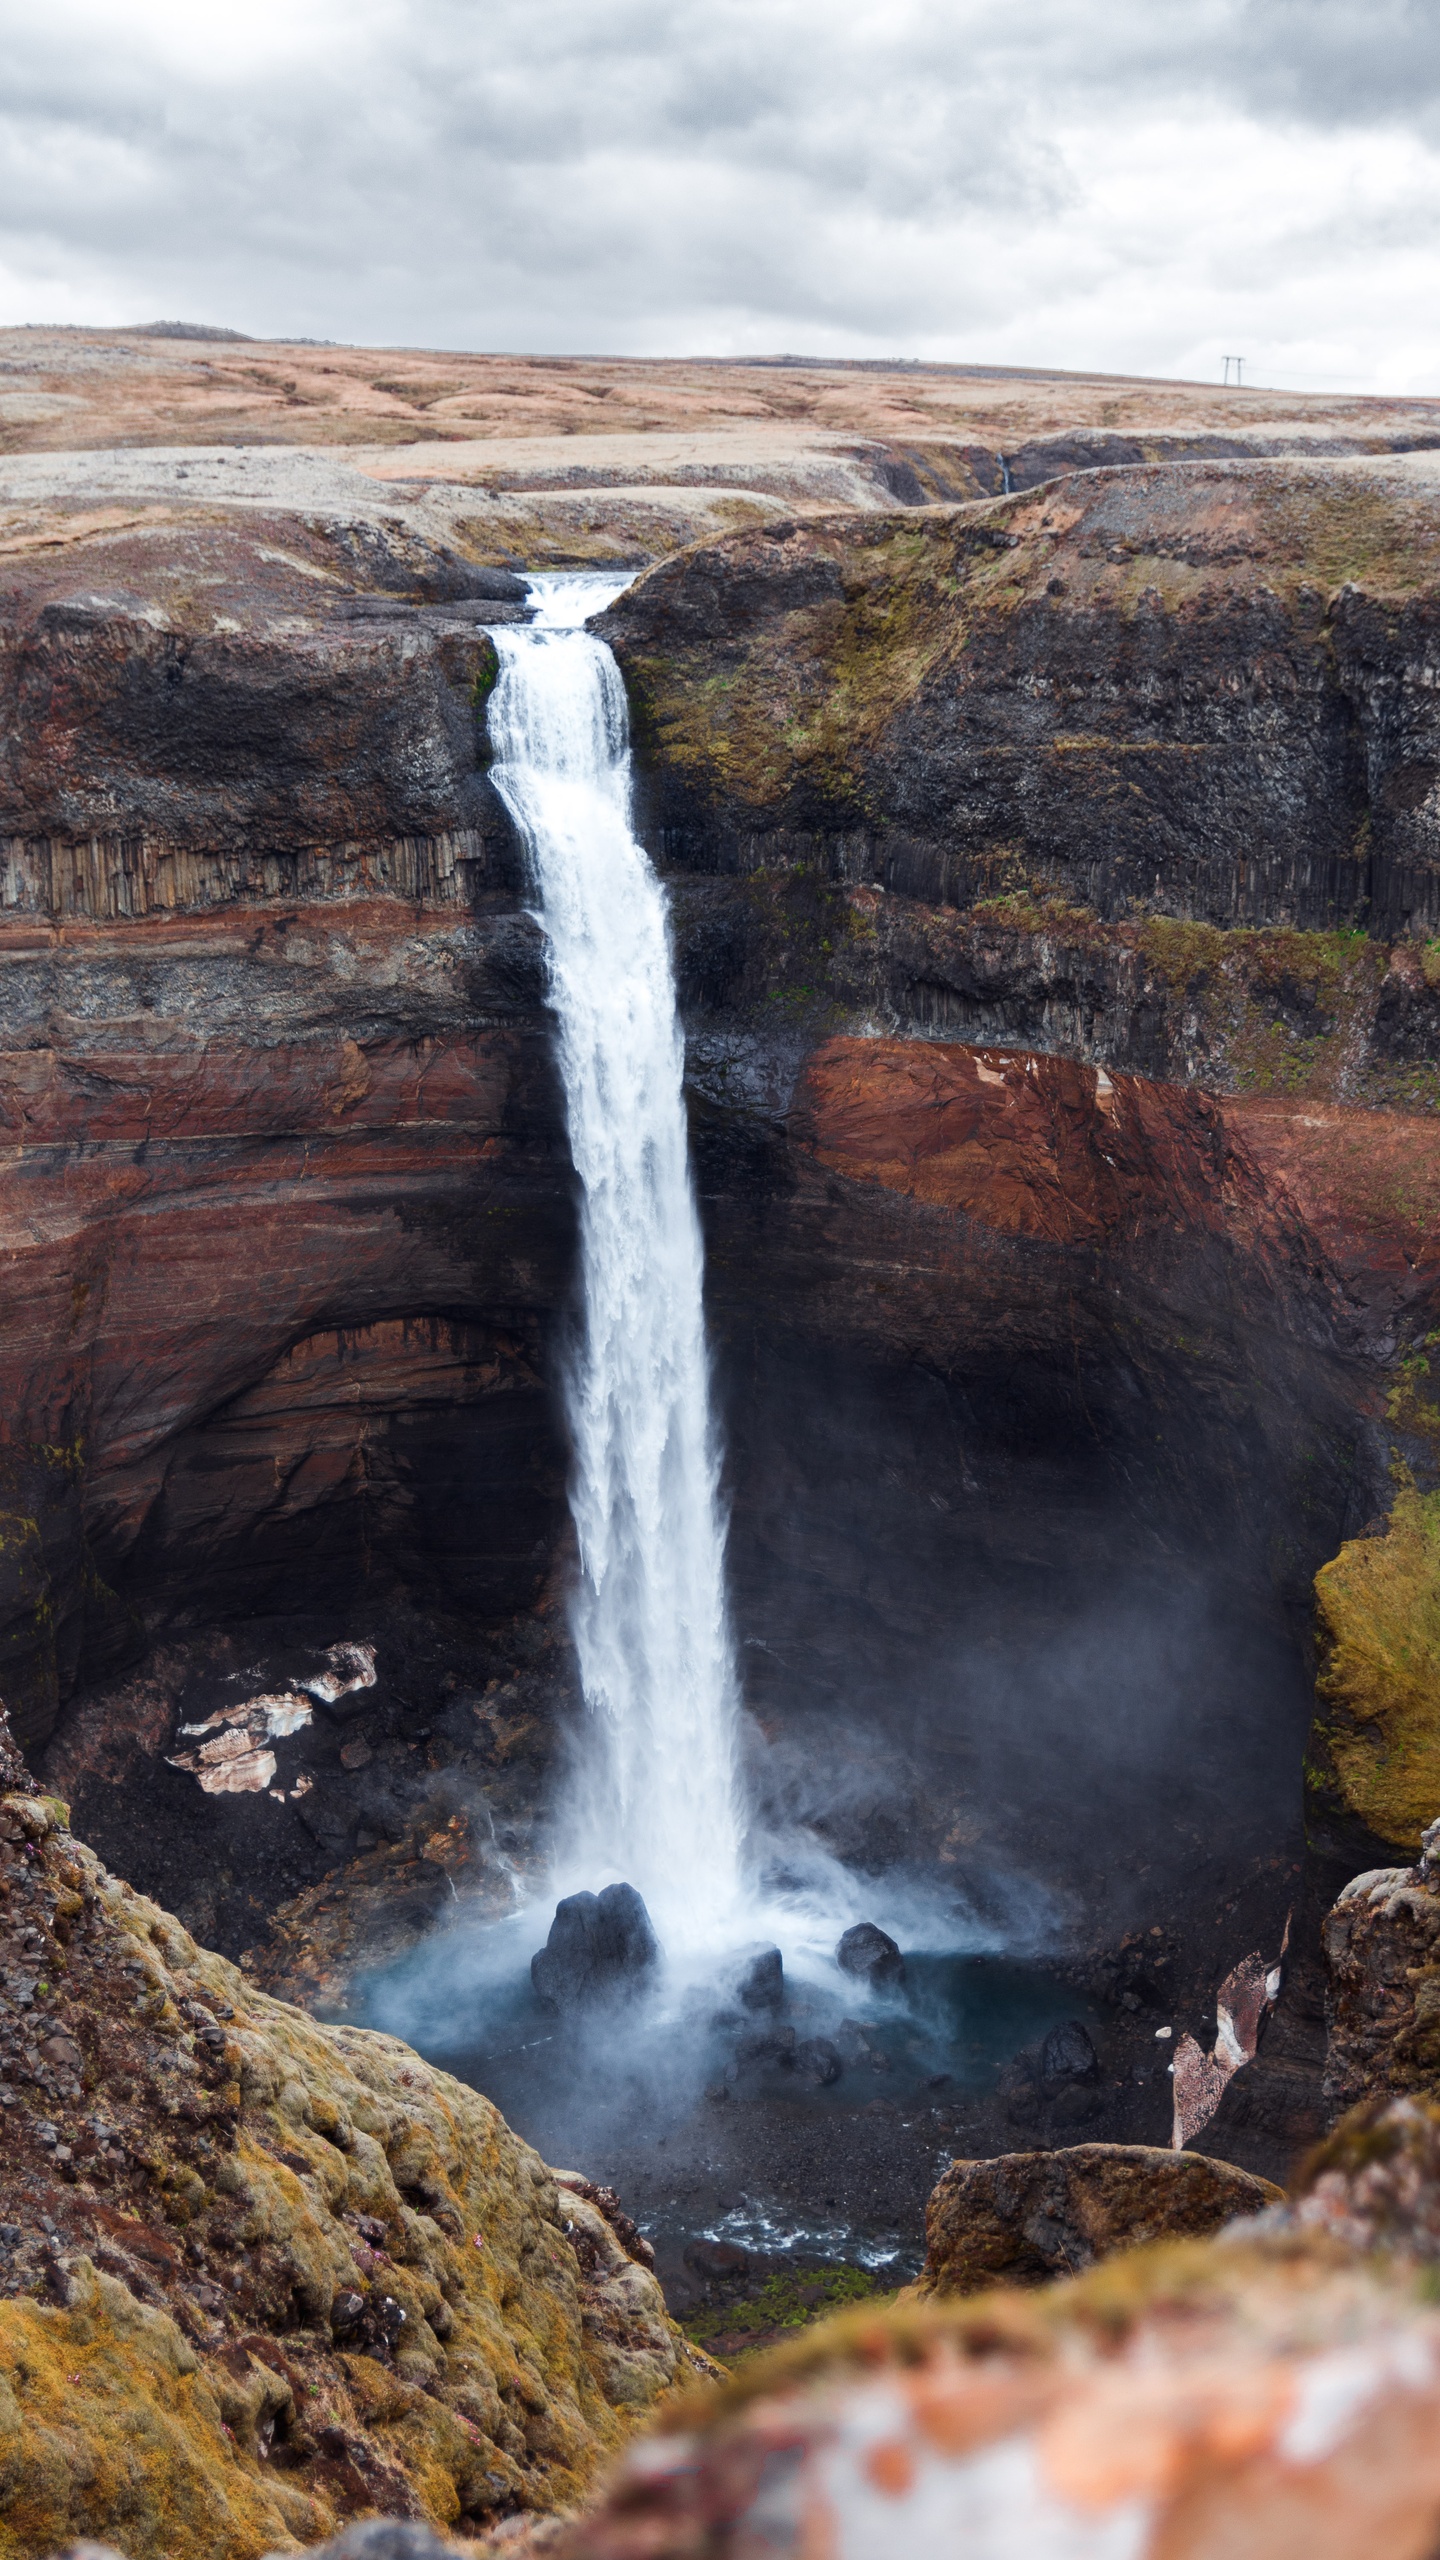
0, 899, 569, 1744
796, 1036, 1258, 1247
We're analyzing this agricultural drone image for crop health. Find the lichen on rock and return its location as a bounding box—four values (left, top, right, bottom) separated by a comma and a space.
915, 2144, 1280, 2296
0, 1748, 698, 2560
1323, 1815, 1440, 2112
531, 2235, 1440, 2560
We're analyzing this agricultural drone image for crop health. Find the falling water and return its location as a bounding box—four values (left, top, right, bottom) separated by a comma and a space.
488, 575, 745, 1953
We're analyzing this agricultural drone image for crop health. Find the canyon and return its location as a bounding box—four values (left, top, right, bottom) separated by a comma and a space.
0, 340, 1436, 2542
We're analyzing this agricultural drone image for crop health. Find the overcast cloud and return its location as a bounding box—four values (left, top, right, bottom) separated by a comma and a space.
0, 0, 1437, 389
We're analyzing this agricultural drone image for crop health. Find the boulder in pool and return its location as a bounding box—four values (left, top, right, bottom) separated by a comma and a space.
836, 1921, 906, 1990
531, 1882, 661, 2011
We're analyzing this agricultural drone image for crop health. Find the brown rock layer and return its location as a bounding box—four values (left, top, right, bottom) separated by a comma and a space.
1323, 1840, 1440, 2115
917, 2144, 1280, 2295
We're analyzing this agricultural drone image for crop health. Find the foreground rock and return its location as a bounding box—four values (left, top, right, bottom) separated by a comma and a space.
1324, 1816, 1440, 2113
533, 2235, 1440, 2558
0, 1747, 694, 2559
917, 2143, 1280, 2295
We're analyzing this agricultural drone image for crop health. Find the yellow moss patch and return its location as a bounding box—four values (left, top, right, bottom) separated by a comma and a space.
0, 2262, 316, 2560
0, 1795, 699, 2560
1313, 1479, 1440, 1849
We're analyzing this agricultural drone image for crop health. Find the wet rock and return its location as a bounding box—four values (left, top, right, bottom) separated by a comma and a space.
835, 1921, 905, 1990
1041, 2020, 1099, 2087
682, 2238, 751, 2283
453, 568, 530, 604
732, 1943, 783, 2011
735, 2022, 797, 2069
835, 2017, 890, 2069
918, 2144, 1281, 2296
530, 1883, 661, 2012
793, 2037, 843, 2086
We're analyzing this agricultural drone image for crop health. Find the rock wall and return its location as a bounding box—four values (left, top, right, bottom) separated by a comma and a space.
602, 458, 1440, 939
0, 465, 1436, 1973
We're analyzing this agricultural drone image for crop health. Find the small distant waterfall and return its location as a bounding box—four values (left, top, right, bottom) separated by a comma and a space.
488, 575, 745, 1953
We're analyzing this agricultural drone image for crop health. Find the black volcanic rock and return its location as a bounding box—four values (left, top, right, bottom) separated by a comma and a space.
733, 1944, 784, 2011
836, 1922, 906, 1990
1042, 2021, 1100, 2088
531, 1883, 662, 2011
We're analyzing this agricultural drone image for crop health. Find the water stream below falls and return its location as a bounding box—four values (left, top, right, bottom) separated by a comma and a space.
489, 575, 745, 1953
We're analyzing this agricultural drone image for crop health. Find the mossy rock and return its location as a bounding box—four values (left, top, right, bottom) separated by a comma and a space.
0, 1783, 702, 2560
682, 2262, 892, 2367
1310, 1478, 1440, 1850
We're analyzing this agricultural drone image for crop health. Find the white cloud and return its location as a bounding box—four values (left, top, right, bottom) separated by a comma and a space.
0, 0, 1435, 388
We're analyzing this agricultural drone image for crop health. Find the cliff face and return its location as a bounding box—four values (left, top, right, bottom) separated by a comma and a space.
601, 458, 1440, 938
598, 468, 1440, 1926
1, 461, 1437, 1985
0, 509, 572, 1754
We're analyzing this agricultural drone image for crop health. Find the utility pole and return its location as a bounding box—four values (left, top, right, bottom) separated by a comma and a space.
1223, 355, 1244, 387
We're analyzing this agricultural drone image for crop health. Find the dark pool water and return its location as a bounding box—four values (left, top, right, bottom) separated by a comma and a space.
354, 1928, 1099, 2274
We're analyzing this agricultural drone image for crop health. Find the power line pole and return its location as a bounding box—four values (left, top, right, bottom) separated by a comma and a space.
1223, 355, 1245, 387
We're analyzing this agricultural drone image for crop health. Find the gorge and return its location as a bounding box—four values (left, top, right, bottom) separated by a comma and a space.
0, 341, 1438, 2536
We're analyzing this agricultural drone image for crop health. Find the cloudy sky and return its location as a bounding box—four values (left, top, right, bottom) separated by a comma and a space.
1, 0, 1438, 390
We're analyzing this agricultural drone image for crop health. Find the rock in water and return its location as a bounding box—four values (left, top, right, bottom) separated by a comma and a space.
531, 1882, 661, 2010
1042, 2019, 1099, 2087
794, 2036, 844, 2085
457, 566, 530, 602
733, 1943, 784, 2011
836, 1921, 906, 1990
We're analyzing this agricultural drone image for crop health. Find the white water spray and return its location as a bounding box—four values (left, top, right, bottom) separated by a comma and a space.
488, 575, 745, 1954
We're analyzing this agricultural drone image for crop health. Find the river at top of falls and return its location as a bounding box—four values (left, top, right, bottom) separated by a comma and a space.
488, 572, 746, 1956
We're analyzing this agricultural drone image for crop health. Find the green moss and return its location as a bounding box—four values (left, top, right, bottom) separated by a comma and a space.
469, 638, 500, 707
681, 2264, 893, 2368
620, 522, 967, 817
1386, 1342, 1440, 1464
1310, 1475, 1440, 1850
471, 640, 502, 768
1136, 918, 1387, 1098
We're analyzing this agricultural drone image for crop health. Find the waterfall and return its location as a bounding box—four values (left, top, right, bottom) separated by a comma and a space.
488, 574, 745, 1955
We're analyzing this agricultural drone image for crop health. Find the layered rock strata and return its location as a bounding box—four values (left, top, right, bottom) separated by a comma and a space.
602, 457, 1440, 938
2, 456, 1438, 2005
